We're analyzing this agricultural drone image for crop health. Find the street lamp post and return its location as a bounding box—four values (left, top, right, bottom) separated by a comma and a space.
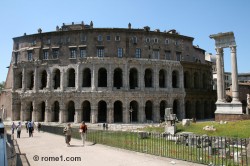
129, 107, 133, 123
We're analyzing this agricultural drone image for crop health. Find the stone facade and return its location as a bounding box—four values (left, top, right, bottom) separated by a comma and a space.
1, 22, 216, 123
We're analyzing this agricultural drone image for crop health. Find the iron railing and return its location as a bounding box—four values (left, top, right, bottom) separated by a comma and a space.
41, 125, 249, 166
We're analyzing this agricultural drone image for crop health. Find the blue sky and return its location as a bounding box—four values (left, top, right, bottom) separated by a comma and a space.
0, 0, 249, 82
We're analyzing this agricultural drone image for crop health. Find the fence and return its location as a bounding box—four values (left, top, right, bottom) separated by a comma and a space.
41, 125, 249, 166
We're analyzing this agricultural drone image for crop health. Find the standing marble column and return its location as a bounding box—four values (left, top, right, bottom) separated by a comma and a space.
230, 46, 240, 102
215, 47, 224, 102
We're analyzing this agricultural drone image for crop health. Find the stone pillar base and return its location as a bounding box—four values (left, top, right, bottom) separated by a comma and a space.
215, 102, 242, 114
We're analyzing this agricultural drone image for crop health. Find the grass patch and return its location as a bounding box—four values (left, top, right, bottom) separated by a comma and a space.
141, 120, 250, 138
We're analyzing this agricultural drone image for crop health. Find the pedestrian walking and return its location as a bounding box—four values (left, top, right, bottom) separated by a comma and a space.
11, 122, 16, 135
63, 123, 72, 147
79, 121, 87, 146
27, 121, 34, 137
16, 122, 22, 138
37, 122, 41, 132
25, 121, 28, 133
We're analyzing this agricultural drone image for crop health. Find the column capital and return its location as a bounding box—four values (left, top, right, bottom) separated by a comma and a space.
215, 47, 223, 54
230, 45, 237, 52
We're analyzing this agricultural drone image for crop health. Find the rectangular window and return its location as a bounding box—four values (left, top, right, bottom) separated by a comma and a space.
80, 48, 87, 58
153, 50, 159, 59
43, 50, 49, 60
135, 48, 141, 58
70, 49, 76, 59
115, 36, 120, 41
97, 48, 104, 57
176, 52, 182, 61
52, 49, 59, 59
165, 50, 171, 60
28, 52, 33, 61
80, 34, 87, 42
117, 48, 123, 58
98, 35, 102, 41
132, 36, 137, 44
106, 35, 111, 41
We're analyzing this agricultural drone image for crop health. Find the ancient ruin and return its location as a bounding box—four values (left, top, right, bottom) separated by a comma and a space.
210, 32, 242, 121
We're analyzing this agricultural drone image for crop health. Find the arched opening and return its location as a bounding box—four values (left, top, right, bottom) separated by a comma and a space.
68, 68, 75, 87
204, 101, 210, 119
53, 69, 60, 89
14, 102, 21, 120
184, 71, 190, 89
68, 101, 75, 122
173, 99, 180, 119
40, 70, 47, 89
98, 100, 107, 122
53, 101, 60, 122
160, 100, 167, 121
185, 101, 192, 119
27, 71, 34, 90
98, 68, 107, 87
114, 101, 123, 123
27, 102, 33, 121
195, 101, 202, 120
145, 100, 153, 121
41, 101, 45, 122
129, 101, 138, 122
113, 68, 123, 89
211, 101, 216, 118
82, 68, 91, 87
159, 69, 166, 88
82, 101, 91, 122
129, 68, 138, 89
16, 71, 22, 89
172, 70, 179, 88
194, 72, 199, 89
145, 68, 153, 88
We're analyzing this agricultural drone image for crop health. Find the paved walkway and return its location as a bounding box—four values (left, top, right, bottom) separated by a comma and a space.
13, 130, 204, 166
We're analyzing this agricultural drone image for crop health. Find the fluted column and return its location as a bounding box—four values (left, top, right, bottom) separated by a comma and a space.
230, 46, 240, 102
215, 48, 224, 102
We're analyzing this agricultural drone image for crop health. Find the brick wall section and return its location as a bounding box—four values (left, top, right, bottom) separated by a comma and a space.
215, 114, 250, 121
